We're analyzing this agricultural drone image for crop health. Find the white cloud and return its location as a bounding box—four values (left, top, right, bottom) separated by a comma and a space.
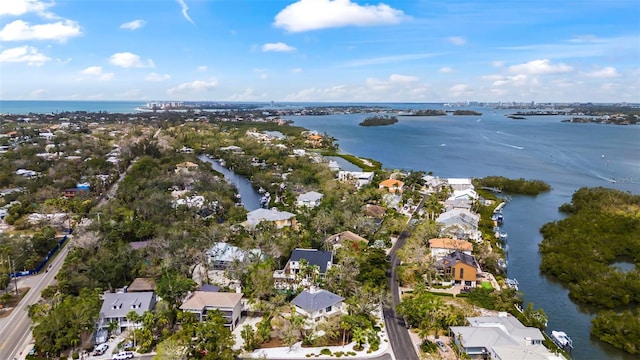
146, 72, 171, 81
109, 52, 154, 68
80, 66, 102, 75
262, 42, 296, 52
177, 0, 195, 24
274, 0, 405, 33
0, 0, 54, 17
439, 66, 453, 73
508, 59, 573, 75
197, 65, 207, 72
492, 60, 505, 68
167, 79, 218, 94
0, 45, 50, 66
79, 66, 113, 80
446, 36, 466, 46
585, 66, 619, 78
30, 88, 47, 97
291, 67, 303, 73
450, 84, 473, 97
120, 19, 146, 30
226, 88, 267, 101
0, 19, 81, 42
389, 74, 418, 83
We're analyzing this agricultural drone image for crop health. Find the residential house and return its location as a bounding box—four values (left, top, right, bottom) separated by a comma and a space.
428, 238, 474, 260
274, 249, 333, 290
450, 314, 563, 360
437, 250, 481, 287
245, 208, 296, 229
296, 191, 324, 208
447, 178, 474, 191
63, 188, 89, 198
179, 291, 243, 330
291, 287, 344, 322
127, 278, 156, 293
422, 175, 447, 193
207, 242, 264, 270
436, 208, 482, 242
179, 146, 194, 153
325, 230, 368, 248
443, 198, 473, 212
449, 188, 479, 201
379, 178, 405, 194
219, 145, 243, 153
175, 161, 199, 174
338, 171, 374, 189
98, 291, 156, 333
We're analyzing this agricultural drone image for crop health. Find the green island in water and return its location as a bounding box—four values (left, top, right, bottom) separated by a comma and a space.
359, 115, 398, 126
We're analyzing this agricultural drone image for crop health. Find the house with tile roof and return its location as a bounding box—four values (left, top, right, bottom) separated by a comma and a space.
428, 238, 474, 260
98, 291, 156, 333
291, 287, 344, 322
325, 230, 369, 248
379, 178, 405, 194
179, 291, 243, 330
274, 249, 333, 290
126, 278, 156, 293
175, 161, 199, 174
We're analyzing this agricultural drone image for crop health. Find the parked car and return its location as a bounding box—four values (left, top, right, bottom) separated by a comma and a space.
112, 351, 134, 359
436, 340, 448, 352
92, 343, 109, 356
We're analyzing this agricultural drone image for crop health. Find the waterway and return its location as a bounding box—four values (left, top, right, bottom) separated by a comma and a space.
198, 155, 262, 211
286, 106, 640, 360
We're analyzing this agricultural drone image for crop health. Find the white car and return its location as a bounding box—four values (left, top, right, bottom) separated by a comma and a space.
112, 351, 134, 360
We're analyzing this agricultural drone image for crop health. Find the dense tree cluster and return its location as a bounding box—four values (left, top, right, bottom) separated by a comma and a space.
591, 309, 640, 355
473, 176, 551, 195
539, 187, 640, 354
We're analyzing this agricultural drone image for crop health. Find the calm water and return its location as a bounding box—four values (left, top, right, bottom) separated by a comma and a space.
198, 155, 262, 211
286, 108, 640, 360
0, 100, 145, 114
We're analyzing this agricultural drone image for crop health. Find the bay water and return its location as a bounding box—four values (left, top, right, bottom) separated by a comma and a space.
286, 107, 640, 360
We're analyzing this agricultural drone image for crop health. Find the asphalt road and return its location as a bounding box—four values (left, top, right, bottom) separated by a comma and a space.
0, 243, 70, 360
383, 231, 419, 360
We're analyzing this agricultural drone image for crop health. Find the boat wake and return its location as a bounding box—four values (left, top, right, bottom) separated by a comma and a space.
495, 142, 524, 150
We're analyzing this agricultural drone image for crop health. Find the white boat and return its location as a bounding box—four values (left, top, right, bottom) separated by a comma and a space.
505, 278, 519, 291
551, 330, 573, 350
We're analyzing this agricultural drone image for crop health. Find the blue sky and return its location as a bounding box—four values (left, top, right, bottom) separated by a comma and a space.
0, 0, 638, 102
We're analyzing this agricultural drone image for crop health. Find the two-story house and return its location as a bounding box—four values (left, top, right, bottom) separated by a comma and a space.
179, 291, 243, 330
98, 291, 156, 333
274, 249, 333, 290
291, 287, 344, 322
437, 250, 481, 287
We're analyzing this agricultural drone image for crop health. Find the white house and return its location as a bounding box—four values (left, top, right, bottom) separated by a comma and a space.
274, 249, 333, 289
245, 208, 296, 229
206, 242, 264, 270
338, 171, 374, 188
179, 291, 243, 330
296, 191, 323, 208
450, 314, 563, 360
291, 287, 344, 322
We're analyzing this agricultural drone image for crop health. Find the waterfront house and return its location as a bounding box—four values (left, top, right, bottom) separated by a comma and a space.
447, 178, 474, 191
338, 171, 374, 189
179, 291, 243, 330
379, 178, 405, 194
274, 249, 333, 290
428, 238, 473, 260
437, 250, 481, 287
296, 191, 324, 208
98, 291, 156, 333
245, 208, 296, 229
450, 314, 562, 360
436, 208, 482, 242
291, 287, 344, 322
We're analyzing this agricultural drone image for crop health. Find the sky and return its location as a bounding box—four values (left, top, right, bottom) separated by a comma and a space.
0, 0, 638, 103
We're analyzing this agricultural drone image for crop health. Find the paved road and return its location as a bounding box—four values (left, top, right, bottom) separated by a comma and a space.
383, 231, 419, 360
0, 243, 70, 360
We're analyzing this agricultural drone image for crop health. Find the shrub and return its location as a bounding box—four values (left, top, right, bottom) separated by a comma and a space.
320, 348, 331, 356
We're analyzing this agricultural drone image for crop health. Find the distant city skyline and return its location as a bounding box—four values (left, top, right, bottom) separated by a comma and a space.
0, 0, 638, 103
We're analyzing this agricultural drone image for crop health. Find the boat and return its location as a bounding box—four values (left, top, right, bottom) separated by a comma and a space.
505, 278, 519, 291
550, 330, 573, 351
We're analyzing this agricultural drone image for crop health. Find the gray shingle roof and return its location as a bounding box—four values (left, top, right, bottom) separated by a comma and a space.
291, 289, 343, 312
290, 249, 333, 273
99, 291, 155, 319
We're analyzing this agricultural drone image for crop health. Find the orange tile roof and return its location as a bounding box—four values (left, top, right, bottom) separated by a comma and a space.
428, 238, 473, 252
379, 179, 404, 187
